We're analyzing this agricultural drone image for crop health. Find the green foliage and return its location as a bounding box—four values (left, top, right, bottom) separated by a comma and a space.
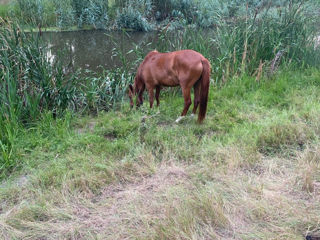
150, 1, 320, 85
7, 0, 320, 32
71, 0, 109, 28
115, 0, 152, 31
210, 1, 319, 83
1, 0, 320, 178
53, 0, 75, 28
13, 0, 45, 25
0, 21, 132, 176
0, 4, 10, 18
9, 0, 109, 29
153, 0, 197, 23
257, 122, 313, 154
75, 68, 132, 112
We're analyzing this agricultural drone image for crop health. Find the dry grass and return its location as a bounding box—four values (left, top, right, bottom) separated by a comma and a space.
1, 144, 320, 239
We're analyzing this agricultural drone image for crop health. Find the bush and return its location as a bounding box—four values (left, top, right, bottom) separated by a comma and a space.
152, 0, 197, 23
71, 0, 109, 28
12, 0, 45, 25
81, 0, 109, 29
116, 0, 152, 31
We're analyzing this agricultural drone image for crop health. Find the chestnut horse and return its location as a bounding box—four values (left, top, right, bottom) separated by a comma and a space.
128, 50, 210, 123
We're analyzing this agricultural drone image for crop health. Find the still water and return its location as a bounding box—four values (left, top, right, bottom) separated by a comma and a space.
42, 30, 158, 72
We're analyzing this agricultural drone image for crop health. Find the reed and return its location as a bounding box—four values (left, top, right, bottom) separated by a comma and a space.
0, 21, 131, 175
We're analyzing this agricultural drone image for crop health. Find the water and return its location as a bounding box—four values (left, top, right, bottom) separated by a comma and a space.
42, 30, 158, 73
41, 29, 216, 73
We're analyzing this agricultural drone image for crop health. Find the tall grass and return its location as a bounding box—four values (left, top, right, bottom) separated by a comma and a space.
152, 1, 320, 84
8, 0, 109, 29
0, 21, 131, 176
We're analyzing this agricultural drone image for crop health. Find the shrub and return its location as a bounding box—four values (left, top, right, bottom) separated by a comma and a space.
13, 0, 45, 25
54, 0, 75, 28
71, 0, 109, 28
152, 0, 197, 23
116, 0, 152, 31
81, 0, 109, 29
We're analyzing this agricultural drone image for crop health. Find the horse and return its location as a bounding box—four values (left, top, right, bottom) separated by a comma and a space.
128, 49, 211, 123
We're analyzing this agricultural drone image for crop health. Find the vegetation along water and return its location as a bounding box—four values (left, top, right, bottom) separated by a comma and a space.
1, 0, 320, 239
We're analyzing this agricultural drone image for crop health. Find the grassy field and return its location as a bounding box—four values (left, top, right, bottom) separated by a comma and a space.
1, 1, 320, 238
1, 69, 320, 239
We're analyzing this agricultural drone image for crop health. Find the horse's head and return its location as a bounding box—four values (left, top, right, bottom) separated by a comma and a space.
128, 77, 145, 108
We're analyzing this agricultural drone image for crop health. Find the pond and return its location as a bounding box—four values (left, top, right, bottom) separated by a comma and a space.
42, 30, 159, 73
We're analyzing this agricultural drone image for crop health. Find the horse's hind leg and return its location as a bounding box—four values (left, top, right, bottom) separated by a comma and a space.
192, 80, 201, 115
155, 86, 161, 107
176, 87, 192, 123
181, 87, 192, 116
148, 87, 155, 108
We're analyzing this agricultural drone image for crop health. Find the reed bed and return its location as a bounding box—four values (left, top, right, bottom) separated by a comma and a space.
0, 20, 130, 175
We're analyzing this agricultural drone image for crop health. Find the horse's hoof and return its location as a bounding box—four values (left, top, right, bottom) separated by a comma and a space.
175, 116, 185, 123
190, 114, 195, 118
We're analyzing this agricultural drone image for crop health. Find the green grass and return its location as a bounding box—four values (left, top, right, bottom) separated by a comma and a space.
1, 69, 320, 239
0, 4, 9, 17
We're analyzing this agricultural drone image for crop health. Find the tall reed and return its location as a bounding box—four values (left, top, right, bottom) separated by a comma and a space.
0, 21, 132, 176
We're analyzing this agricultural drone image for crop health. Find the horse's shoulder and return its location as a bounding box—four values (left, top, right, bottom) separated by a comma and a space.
145, 50, 159, 58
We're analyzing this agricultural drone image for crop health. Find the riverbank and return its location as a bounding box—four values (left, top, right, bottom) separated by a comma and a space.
1, 69, 320, 239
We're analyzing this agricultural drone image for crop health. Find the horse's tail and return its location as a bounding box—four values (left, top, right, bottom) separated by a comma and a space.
198, 58, 210, 123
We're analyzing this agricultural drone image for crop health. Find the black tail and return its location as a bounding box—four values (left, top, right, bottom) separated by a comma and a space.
198, 59, 210, 123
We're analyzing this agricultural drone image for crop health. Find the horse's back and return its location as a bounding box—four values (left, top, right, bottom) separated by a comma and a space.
140, 50, 207, 87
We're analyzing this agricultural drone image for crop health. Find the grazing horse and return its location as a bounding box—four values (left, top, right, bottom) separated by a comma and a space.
128, 49, 211, 123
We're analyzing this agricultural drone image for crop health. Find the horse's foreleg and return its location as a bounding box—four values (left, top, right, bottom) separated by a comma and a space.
155, 86, 161, 107
192, 80, 201, 114
148, 88, 154, 108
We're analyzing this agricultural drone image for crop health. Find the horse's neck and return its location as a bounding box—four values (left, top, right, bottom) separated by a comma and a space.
137, 51, 159, 81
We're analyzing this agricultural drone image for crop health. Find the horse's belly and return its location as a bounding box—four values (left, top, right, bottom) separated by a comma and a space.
157, 74, 179, 87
